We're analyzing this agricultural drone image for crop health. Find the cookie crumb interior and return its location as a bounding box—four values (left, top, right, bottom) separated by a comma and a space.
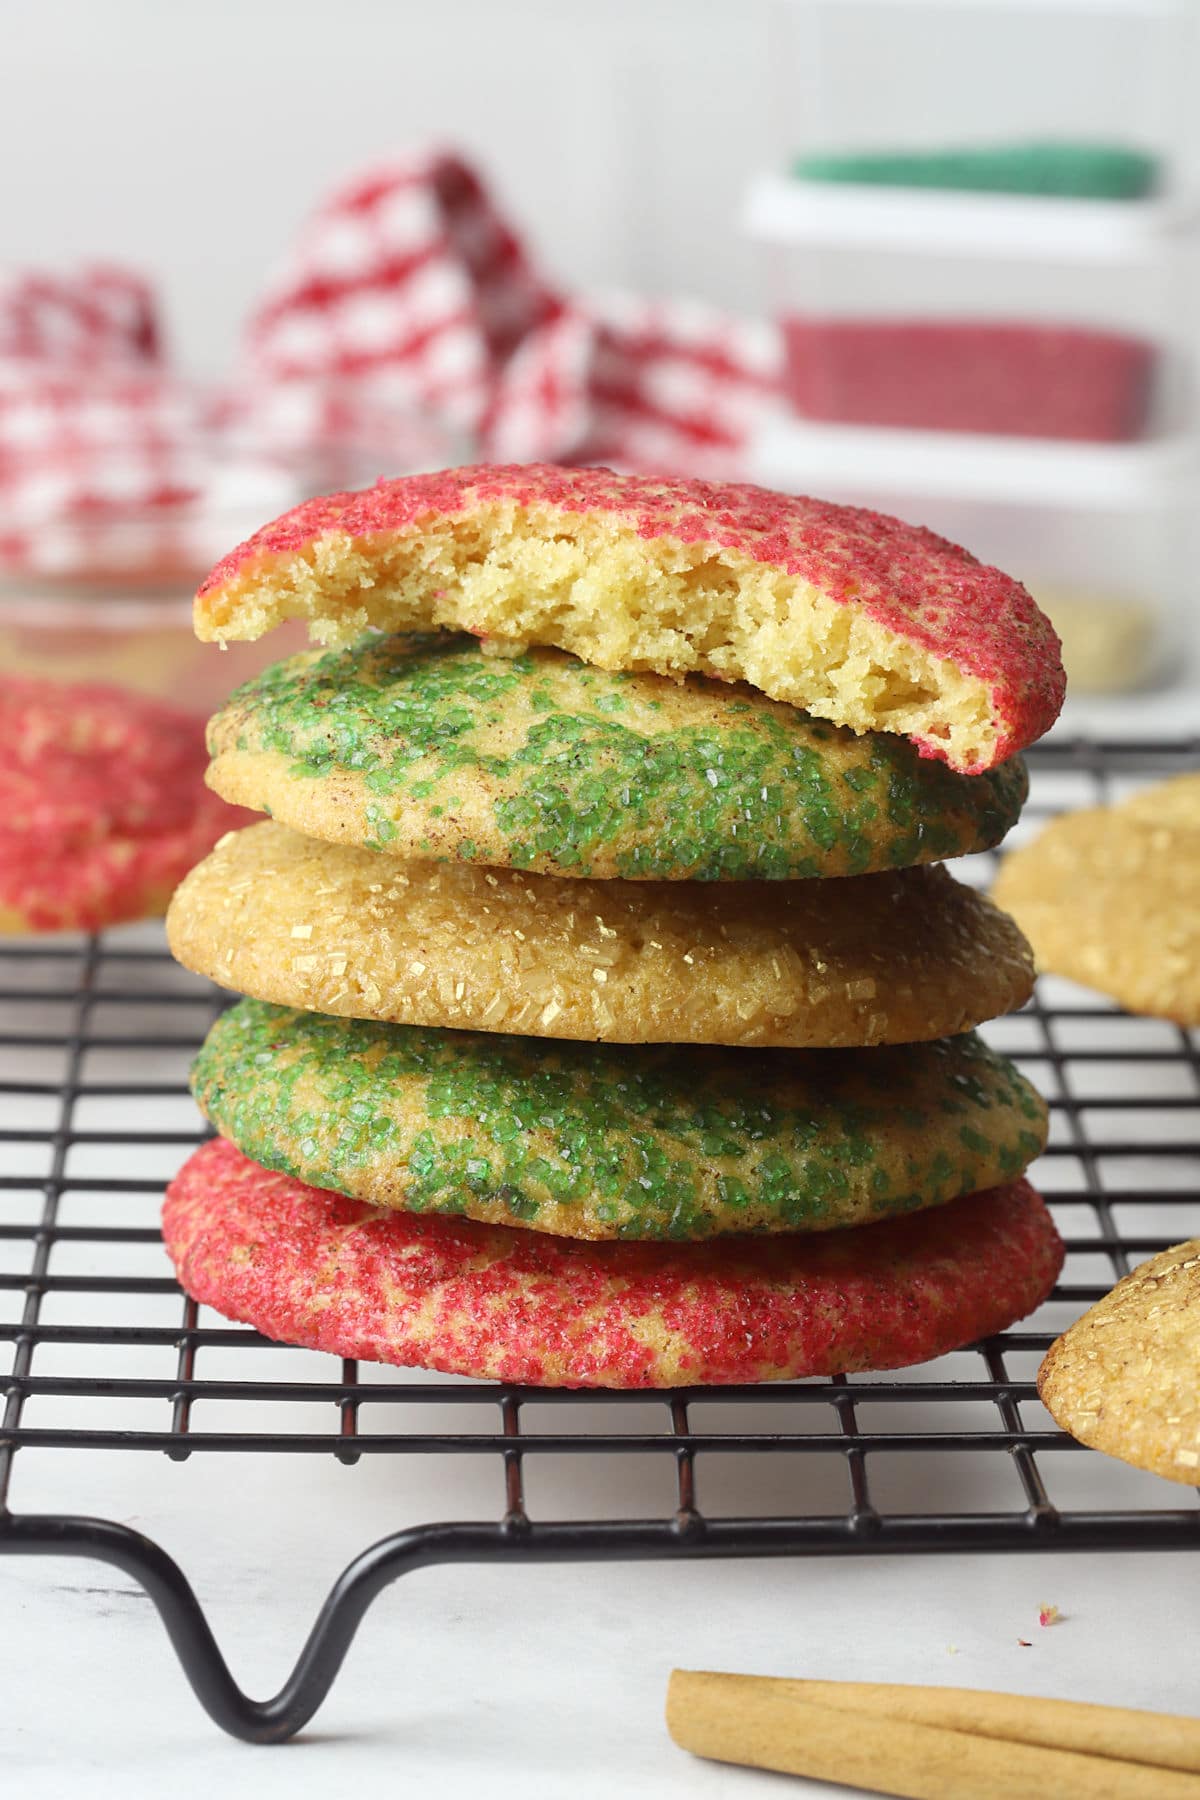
199, 501, 999, 771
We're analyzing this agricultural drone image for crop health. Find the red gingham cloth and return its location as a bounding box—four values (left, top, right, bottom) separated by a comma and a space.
0, 267, 203, 561
0, 151, 778, 571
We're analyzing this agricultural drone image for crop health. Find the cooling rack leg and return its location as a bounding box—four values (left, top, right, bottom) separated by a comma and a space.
7, 1503, 1198, 1741
1, 1511, 729, 1741
2, 1512, 697, 1742
2, 1512, 316, 1741
2, 1510, 486, 1742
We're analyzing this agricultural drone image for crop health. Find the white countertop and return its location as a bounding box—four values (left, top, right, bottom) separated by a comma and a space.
1, 1000, 1195, 1796
3, 1527, 1199, 1797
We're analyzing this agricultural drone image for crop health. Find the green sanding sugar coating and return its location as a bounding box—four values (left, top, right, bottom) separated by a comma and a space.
793, 142, 1158, 200
208, 634, 1027, 881
193, 998, 1048, 1242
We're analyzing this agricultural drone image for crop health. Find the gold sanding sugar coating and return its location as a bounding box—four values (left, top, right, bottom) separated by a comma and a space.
168, 821, 1036, 1048
993, 781, 1200, 1025
1039, 1239, 1200, 1485
1119, 770, 1200, 833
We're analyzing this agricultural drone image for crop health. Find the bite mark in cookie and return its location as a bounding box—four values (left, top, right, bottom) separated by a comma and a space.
195, 465, 1064, 773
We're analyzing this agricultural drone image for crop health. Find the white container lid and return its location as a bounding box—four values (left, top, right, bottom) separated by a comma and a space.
779, 0, 1187, 13
744, 171, 1199, 263
778, 0, 1186, 13
748, 409, 1200, 511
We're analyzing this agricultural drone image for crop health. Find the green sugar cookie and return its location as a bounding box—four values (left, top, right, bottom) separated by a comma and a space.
192, 999, 1048, 1242
206, 634, 1028, 881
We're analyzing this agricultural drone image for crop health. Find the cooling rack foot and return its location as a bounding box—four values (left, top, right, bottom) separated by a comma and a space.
0, 1511, 448, 1742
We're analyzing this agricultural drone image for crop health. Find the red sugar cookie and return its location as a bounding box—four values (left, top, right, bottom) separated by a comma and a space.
0, 677, 251, 933
194, 465, 1063, 773
163, 1139, 1063, 1389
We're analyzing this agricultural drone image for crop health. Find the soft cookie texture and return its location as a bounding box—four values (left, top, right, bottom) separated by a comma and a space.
1039, 1241, 1200, 1486
167, 822, 1036, 1048
193, 1000, 1048, 1241
164, 1139, 1064, 1388
193, 465, 1064, 774
208, 635, 1028, 881
992, 776, 1200, 1024
0, 676, 250, 933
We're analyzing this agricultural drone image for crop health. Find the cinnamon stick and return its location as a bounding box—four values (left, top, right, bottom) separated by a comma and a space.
666, 1671, 1200, 1799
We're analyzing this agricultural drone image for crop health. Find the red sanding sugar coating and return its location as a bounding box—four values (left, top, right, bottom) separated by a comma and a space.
164, 1139, 1064, 1389
781, 318, 1154, 443
197, 464, 1066, 772
0, 676, 216, 844
0, 676, 252, 932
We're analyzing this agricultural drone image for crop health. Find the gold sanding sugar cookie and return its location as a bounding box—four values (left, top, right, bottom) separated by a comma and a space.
992, 781, 1200, 1024
168, 822, 1035, 1048
1039, 1240, 1200, 1485
1119, 770, 1200, 833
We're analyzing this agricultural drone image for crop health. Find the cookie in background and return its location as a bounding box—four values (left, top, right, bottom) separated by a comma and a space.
1039, 1240, 1200, 1486
0, 676, 253, 934
992, 772, 1200, 1026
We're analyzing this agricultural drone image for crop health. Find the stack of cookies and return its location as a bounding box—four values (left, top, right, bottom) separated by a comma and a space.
163, 466, 1066, 1388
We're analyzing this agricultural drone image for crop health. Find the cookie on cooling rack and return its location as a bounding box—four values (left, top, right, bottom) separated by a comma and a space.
167, 821, 1035, 1048
206, 634, 1028, 882
192, 999, 1048, 1240
164, 1139, 1064, 1388
1038, 1240, 1200, 1485
193, 464, 1064, 775
1118, 770, 1200, 833
0, 676, 250, 934
992, 776, 1200, 1025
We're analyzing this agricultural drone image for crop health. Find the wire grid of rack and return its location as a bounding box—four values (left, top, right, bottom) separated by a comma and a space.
1, 736, 1198, 1741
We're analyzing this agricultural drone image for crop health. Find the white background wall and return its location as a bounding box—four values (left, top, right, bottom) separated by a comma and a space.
3, 0, 1195, 375
2, 0, 779, 372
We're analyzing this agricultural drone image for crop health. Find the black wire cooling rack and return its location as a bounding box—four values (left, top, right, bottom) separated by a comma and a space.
1, 736, 1198, 1742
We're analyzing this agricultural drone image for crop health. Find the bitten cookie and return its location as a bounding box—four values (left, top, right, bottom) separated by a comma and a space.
1039, 1241, 1200, 1485
208, 635, 1027, 881
193, 999, 1048, 1240
992, 778, 1200, 1024
167, 822, 1035, 1048
193, 465, 1064, 774
164, 1139, 1064, 1388
0, 676, 249, 934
